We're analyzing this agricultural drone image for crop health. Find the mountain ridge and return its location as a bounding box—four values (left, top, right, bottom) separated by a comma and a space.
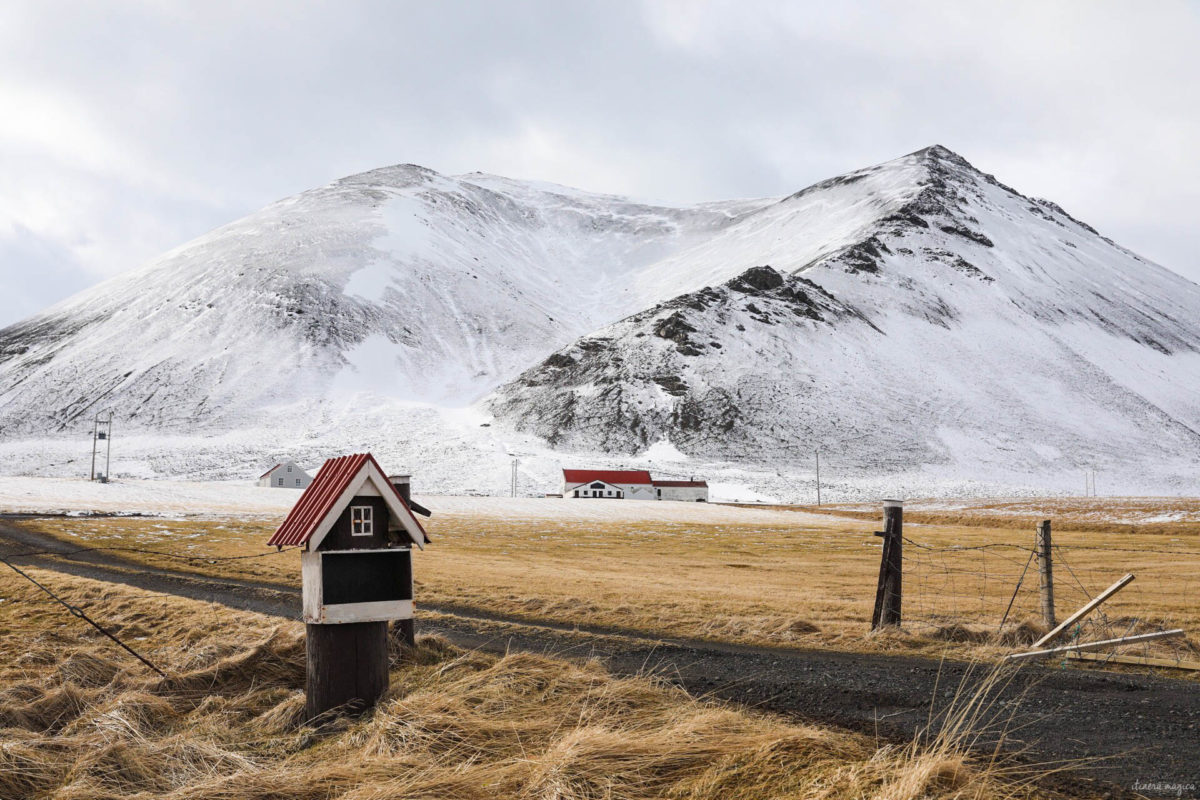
486, 147, 1200, 483
1, 145, 1198, 496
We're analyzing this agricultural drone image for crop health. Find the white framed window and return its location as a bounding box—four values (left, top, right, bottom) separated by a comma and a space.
351, 505, 373, 536
287, 465, 292, 473
295, 478, 301, 486
277, 477, 284, 486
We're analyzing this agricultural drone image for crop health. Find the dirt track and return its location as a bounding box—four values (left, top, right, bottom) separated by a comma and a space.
1, 518, 1196, 798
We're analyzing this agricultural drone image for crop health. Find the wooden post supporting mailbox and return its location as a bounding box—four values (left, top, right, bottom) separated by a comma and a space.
387, 473, 433, 649
267, 453, 431, 720
871, 499, 903, 630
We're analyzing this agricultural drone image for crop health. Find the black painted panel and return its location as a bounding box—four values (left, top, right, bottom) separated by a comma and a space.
322, 550, 412, 605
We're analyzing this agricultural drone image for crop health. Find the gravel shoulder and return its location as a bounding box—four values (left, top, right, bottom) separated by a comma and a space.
1, 518, 1194, 797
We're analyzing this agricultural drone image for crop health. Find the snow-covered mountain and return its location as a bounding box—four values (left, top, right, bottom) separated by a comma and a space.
1, 145, 1198, 497
0, 165, 759, 432
491, 147, 1200, 482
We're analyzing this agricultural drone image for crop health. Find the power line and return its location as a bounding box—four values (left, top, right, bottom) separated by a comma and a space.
5, 542, 302, 564
0, 557, 166, 677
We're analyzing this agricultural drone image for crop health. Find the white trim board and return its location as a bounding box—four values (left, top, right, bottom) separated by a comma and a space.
308, 599, 414, 624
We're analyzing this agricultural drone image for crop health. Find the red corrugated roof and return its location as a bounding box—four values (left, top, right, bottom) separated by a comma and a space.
267, 453, 428, 547
562, 469, 653, 485
652, 480, 708, 488
259, 463, 281, 479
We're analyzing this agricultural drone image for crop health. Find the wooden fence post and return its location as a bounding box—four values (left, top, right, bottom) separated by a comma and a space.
1036, 520, 1055, 629
871, 499, 903, 630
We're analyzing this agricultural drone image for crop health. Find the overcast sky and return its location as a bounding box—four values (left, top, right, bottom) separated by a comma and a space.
1, 0, 1197, 327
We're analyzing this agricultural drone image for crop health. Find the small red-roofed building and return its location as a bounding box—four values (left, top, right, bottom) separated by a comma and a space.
561, 468, 654, 500
561, 468, 709, 501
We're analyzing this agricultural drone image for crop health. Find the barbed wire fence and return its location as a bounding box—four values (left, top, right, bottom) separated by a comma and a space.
898, 526, 1200, 668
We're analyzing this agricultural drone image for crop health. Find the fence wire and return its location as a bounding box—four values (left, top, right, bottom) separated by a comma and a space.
898, 530, 1199, 668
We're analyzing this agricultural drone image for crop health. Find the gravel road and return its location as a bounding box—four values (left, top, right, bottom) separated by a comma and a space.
1, 517, 1195, 798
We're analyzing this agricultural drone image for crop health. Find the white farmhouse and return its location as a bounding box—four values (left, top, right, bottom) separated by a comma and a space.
653, 479, 709, 502
562, 469, 656, 500
258, 460, 313, 489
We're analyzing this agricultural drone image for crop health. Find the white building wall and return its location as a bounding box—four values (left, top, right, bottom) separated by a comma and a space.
656, 485, 709, 502
565, 480, 654, 499
620, 483, 656, 499
260, 460, 313, 489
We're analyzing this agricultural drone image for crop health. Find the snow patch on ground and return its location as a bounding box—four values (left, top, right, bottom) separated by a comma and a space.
640, 439, 688, 462
706, 482, 779, 504
0, 476, 299, 517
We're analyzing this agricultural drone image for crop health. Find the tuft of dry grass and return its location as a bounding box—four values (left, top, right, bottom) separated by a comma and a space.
0, 567, 1076, 799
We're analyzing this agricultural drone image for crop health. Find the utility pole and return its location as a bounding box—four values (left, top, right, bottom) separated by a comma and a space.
90, 417, 98, 481
90, 412, 113, 481
511, 459, 518, 498
815, 451, 821, 506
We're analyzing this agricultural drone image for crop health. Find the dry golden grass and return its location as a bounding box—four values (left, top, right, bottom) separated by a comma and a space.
0, 566, 1066, 799
22, 498, 1200, 667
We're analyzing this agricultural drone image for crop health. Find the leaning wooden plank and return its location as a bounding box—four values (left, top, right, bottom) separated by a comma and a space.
1006, 628, 1184, 662
1031, 573, 1135, 649
1067, 652, 1200, 671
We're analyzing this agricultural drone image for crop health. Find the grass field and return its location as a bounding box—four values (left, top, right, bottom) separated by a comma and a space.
0, 566, 1065, 799
21, 497, 1200, 668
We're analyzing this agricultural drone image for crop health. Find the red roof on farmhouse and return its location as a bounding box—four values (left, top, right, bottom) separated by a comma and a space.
267, 453, 428, 547
259, 463, 281, 479
562, 469, 653, 485
652, 480, 708, 488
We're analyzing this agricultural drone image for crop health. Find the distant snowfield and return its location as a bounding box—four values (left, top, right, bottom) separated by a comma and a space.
426, 495, 836, 526
0, 476, 298, 517
0, 475, 834, 526
0, 405, 1104, 511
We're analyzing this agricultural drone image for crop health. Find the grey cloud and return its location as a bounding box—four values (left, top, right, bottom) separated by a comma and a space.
0, 0, 1196, 327
0, 224, 96, 320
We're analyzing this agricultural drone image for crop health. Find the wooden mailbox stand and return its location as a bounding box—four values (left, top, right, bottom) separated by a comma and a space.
268, 453, 431, 720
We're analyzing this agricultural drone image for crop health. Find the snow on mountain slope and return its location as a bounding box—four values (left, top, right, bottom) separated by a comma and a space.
0, 165, 760, 434
2, 145, 1198, 497
489, 147, 1200, 486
